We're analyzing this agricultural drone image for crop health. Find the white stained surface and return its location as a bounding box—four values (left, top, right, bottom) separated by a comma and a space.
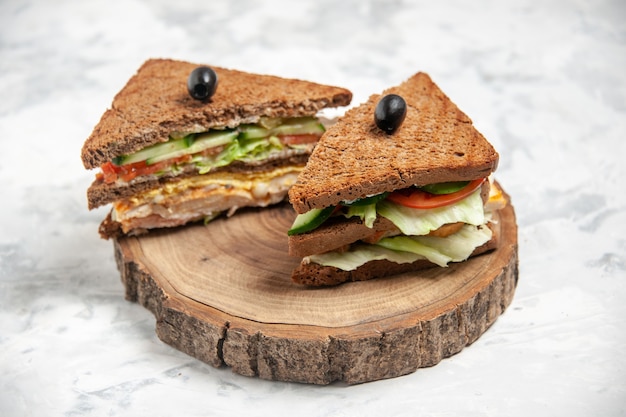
1, 0, 625, 416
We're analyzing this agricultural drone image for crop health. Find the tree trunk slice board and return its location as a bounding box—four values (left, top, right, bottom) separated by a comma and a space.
112, 188, 518, 385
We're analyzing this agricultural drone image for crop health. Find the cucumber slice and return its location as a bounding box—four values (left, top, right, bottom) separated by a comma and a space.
344, 192, 389, 207
270, 117, 325, 136
238, 124, 270, 140
113, 135, 194, 166
186, 130, 237, 155
258, 117, 283, 129
146, 130, 237, 165
288, 206, 336, 236
420, 181, 470, 195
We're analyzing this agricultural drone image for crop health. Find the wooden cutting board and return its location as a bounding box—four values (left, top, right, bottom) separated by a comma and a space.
113, 192, 518, 385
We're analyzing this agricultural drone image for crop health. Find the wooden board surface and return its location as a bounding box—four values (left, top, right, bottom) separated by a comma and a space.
113, 193, 518, 385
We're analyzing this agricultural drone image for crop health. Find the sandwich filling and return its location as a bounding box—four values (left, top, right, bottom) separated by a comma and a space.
112, 166, 302, 234
95, 116, 325, 186
290, 178, 507, 271
93, 116, 327, 234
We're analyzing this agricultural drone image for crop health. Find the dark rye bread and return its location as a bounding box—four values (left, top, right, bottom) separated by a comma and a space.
288, 72, 498, 214
291, 216, 501, 286
289, 216, 397, 257
81, 58, 352, 170
99, 212, 123, 240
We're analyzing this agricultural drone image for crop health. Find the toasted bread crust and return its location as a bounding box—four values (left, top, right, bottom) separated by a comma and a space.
81, 58, 352, 170
288, 72, 498, 213
291, 217, 501, 286
98, 211, 124, 240
288, 216, 398, 257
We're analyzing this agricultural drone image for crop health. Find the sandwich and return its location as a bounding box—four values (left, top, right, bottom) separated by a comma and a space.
287, 72, 508, 286
81, 58, 352, 238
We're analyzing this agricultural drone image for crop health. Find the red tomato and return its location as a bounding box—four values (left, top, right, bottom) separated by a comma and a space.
279, 134, 321, 145
99, 154, 193, 184
100, 162, 119, 183
387, 178, 485, 209
117, 160, 167, 182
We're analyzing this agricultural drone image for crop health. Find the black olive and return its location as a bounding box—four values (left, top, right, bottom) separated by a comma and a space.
374, 94, 407, 134
187, 66, 218, 101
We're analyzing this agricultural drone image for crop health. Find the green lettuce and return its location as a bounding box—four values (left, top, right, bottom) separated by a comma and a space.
196, 136, 284, 175
306, 223, 492, 271
344, 202, 378, 228
376, 190, 485, 235
305, 245, 421, 271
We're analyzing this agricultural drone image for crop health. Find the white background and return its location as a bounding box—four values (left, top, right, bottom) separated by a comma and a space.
1, 0, 625, 416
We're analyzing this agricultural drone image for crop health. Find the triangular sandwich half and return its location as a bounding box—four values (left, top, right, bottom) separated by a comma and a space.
81, 58, 352, 238
287, 72, 508, 286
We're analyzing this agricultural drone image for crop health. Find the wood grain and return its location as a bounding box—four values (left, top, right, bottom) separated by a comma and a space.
113, 193, 518, 385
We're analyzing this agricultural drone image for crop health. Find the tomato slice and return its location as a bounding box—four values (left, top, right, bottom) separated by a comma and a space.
387, 178, 485, 209
100, 161, 119, 183
279, 134, 321, 145
99, 154, 193, 184
117, 160, 168, 182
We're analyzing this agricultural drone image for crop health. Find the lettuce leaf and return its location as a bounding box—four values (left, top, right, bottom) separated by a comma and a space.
377, 224, 492, 266
196, 136, 284, 175
306, 224, 492, 271
305, 245, 421, 271
376, 190, 485, 236
344, 202, 378, 228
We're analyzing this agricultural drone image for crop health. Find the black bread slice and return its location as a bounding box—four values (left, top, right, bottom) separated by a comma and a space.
81, 58, 352, 170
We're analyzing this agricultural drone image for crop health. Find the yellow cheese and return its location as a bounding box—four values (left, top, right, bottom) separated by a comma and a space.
485, 180, 507, 213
